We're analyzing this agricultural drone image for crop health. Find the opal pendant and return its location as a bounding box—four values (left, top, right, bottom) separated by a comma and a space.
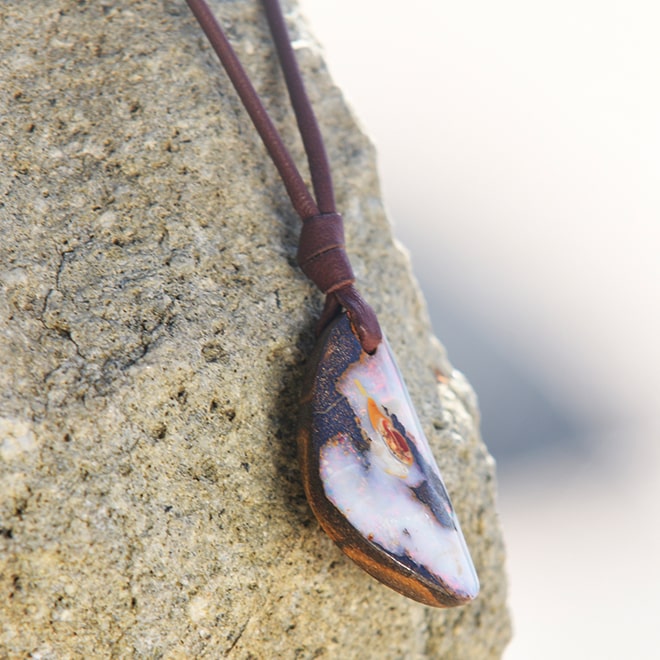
299, 313, 480, 607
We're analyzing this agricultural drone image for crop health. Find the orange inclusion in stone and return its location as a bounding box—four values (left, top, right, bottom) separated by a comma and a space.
367, 397, 414, 466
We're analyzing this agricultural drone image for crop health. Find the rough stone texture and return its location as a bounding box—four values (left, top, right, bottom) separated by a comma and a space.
0, 1, 510, 657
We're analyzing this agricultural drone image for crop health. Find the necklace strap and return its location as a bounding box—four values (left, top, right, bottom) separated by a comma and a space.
186, 0, 382, 353
262, 0, 335, 214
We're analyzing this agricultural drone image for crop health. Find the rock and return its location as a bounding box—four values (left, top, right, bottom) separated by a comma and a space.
0, 0, 510, 657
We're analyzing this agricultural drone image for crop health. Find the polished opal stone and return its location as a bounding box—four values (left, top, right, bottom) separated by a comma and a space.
298, 313, 479, 607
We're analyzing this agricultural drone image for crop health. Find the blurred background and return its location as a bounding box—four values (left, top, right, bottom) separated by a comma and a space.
299, 0, 660, 657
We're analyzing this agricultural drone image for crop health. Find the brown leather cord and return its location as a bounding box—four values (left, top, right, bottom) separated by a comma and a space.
261, 0, 334, 214
185, 0, 316, 220
185, 0, 382, 353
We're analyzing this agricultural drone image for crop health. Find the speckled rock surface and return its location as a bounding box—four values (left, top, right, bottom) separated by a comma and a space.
0, 1, 510, 657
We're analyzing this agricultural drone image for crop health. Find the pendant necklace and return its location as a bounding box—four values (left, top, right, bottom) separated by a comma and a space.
185, 0, 479, 608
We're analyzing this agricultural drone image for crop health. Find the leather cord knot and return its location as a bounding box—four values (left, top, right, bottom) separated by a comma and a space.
297, 213, 353, 294
298, 213, 382, 353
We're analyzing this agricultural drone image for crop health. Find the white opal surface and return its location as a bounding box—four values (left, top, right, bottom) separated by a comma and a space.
318, 336, 479, 599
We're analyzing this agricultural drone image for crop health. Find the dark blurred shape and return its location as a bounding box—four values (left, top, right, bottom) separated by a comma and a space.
412, 277, 597, 471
